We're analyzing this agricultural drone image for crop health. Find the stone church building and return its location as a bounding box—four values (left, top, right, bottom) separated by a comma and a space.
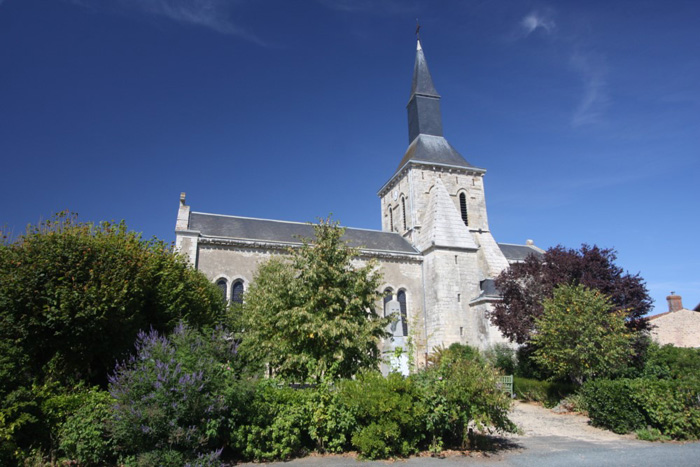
175, 39, 543, 372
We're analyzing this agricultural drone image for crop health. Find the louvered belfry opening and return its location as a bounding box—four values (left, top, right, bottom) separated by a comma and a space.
459, 192, 468, 226
401, 197, 407, 231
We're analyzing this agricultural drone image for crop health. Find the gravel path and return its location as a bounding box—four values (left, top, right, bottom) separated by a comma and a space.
506, 400, 640, 444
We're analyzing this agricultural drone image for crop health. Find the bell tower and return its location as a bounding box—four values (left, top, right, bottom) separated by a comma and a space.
378, 37, 510, 350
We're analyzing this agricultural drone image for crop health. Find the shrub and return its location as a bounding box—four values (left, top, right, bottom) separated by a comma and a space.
58, 389, 115, 465
306, 382, 355, 454
0, 386, 41, 464
230, 380, 314, 461
229, 360, 517, 462
635, 427, 671, 442
483, 343, 517, 375
108, 324, 236, 465
514, 377, 576, 408
0, 381, 104, 464
581, 379, 647, 434
429, 343, 483, 368
418, 356, 516, 449
628, 378, 700, 440
339, 371, 425, 459
643, 344, 700, 380
583, 375, 700, 439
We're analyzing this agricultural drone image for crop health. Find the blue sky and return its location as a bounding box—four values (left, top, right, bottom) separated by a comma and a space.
1, 0, 698, 315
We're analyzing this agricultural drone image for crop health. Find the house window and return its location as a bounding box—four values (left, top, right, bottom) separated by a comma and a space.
401, 197, 407, 231
231, 280, 244, 304
459, 192, 468, 226
216, 278, 228, 301
389, 208, 394, 232
397, 290, 408, 337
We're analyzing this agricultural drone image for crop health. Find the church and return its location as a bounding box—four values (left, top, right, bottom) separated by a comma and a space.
175, 38, 543, 372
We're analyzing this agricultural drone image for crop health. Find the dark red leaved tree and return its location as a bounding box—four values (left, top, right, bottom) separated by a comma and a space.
489, 244, 652, 344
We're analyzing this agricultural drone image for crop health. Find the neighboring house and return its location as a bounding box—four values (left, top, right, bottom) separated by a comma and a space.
648, 293, 700, 348
175, 38, 544, 371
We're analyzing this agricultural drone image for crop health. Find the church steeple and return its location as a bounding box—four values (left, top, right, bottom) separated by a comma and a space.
390, 38, 474, 173
407, 39, 443, 144
410, 40, 440, 99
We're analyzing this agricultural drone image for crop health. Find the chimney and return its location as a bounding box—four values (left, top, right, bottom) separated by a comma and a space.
666, 292, 683, 312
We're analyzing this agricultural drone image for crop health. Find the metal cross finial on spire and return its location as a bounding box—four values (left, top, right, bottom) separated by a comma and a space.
415, 18, 421, 41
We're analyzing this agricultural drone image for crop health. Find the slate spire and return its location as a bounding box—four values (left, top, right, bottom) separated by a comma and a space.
407, 38, 443, 144
392, 38, 473, 173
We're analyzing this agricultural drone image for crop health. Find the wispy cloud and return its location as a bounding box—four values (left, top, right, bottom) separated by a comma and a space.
514, 8, 612, 127
66, 0, 266, 45
519, 10, 555, 37
570, 50, 609, 126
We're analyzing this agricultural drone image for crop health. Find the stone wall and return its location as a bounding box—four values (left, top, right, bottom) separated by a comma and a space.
649, 309, 700, 348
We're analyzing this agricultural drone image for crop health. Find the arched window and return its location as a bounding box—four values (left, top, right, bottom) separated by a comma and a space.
401, 197, 407, 231
389, 208, 394, 232
459, 192, 468, 226
216, 278, 228, 302
231, 280, 244, 304
397, 290, 408, 336
383, 288, 394, 316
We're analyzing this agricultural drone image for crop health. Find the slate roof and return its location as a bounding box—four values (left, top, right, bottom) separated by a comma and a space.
479, 279, 500, 297
410, 39, 440, 98
188, 212, 420, 255
498, 243, 544, 263
396, 134, 474, 172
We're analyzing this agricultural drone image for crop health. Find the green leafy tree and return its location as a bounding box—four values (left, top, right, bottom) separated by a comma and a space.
0, 212, 224, 388
531, 284, 633, 385
240, 217, 391, 382
0, 212, 224, 462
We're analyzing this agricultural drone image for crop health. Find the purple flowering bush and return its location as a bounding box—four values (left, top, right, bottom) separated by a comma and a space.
108, 323, 237, 466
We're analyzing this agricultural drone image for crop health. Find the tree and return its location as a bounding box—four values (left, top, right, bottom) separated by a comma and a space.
531, 284, 634, 385
0, 212, 224, 391
489, 244, 651, 344
240, 217, 391, 382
